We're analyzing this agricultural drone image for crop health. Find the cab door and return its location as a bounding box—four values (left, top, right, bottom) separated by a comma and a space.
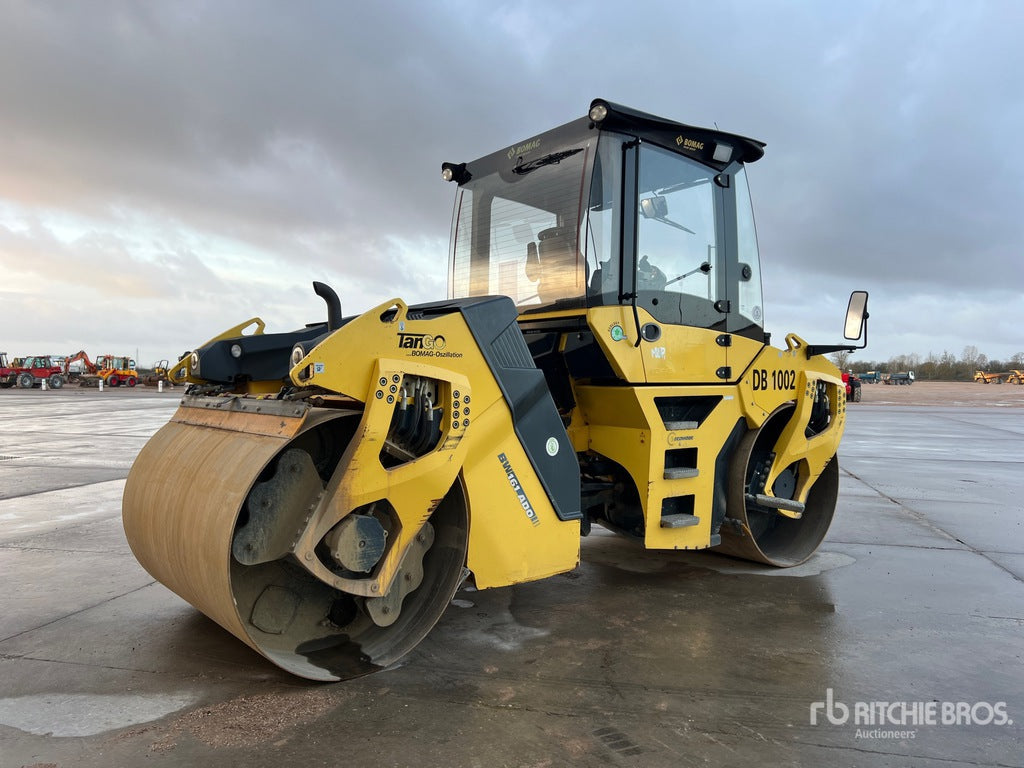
631, 141, 730, 383
719, 163, 768, 377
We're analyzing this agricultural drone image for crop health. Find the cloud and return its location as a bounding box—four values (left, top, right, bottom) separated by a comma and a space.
0, 216, 228, 299
0, 0, 1021, 365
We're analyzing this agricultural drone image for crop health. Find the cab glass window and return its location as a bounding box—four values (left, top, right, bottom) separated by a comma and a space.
449, 148, 589, 308
734, 166, 764, 332
635, 144, 723, 328
584, 137, 623, 302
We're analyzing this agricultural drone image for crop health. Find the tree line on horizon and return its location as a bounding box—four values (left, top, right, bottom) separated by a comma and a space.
830, 346, 1024, 381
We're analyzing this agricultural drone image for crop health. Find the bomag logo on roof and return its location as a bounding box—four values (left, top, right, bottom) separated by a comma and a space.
676, 136, 704, 152
507, 139, 541, 159
397, 332, 463, 359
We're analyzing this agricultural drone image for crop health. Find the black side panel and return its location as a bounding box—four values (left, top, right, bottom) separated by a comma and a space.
562, 331, 620, 382
654, 395, 722, 427
459, 296, 582, 522
524, 332, 576, 414
198, 323, 336, 384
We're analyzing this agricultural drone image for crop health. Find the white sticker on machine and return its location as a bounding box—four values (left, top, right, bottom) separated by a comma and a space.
545, 437, 559, 456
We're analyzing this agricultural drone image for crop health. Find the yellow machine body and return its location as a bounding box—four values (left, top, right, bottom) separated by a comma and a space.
124, 296, 585, 679
567, 306, 845, 559
123, 99, 867, 680
279, 297, 582, 591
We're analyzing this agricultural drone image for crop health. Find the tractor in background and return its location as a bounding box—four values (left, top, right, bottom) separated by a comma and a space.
842, 372, 862, 402
0, 353, 13, 388
3, 355, 64, 389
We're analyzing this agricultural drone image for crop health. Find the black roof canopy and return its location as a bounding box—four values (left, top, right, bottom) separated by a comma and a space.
589, 98, 765, 167
444, 98, 765, 184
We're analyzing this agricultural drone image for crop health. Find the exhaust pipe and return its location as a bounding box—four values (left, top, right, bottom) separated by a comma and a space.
313, 281, 343, 331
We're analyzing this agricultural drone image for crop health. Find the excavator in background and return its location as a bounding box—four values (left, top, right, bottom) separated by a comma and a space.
123, 99, 869, 682
63, 350, 98, 383
66, 352, 139, 387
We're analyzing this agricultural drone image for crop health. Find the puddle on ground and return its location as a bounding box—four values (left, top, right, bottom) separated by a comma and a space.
0, 692, 198, 737
705, 551, 856, 577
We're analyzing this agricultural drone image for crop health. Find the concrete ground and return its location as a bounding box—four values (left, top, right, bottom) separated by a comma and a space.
1, 388, 1022, 768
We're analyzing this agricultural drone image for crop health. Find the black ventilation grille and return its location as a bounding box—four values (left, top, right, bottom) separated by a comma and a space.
654, 396, 721, 430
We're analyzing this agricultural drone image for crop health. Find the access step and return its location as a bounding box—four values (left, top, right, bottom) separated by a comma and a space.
663, 467, 699, 480
664, 420, 698, 431
660, 513, 701, 528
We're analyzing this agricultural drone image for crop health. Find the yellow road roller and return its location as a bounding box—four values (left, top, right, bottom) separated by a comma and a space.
123, 99, 868, 680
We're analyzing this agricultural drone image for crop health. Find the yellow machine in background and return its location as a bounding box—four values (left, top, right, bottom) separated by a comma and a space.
124, 100, 868, 680
974, 370, 1004, 384
96, 355, 139, 387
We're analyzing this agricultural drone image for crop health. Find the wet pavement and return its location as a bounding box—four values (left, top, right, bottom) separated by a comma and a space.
1, 388, 1021, 767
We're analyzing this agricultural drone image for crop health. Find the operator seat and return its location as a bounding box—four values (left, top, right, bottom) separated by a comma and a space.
524, 227, 580, 304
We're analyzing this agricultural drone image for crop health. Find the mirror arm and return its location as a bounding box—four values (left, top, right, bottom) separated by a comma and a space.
806, 311, 869, 358
805, 342, 864, 358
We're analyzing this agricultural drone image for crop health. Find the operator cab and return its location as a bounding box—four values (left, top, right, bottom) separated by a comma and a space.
444, 99, 768, 341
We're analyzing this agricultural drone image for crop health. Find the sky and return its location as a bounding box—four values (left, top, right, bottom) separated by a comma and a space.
1, 0, 1022, 368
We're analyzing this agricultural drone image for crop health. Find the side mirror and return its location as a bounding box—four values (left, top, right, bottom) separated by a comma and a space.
804, 290, 869, 358
844, 290, 869, 340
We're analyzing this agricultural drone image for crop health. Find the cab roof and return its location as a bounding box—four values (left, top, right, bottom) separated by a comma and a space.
444, 98, 765, 184
589, 98, 765, 166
